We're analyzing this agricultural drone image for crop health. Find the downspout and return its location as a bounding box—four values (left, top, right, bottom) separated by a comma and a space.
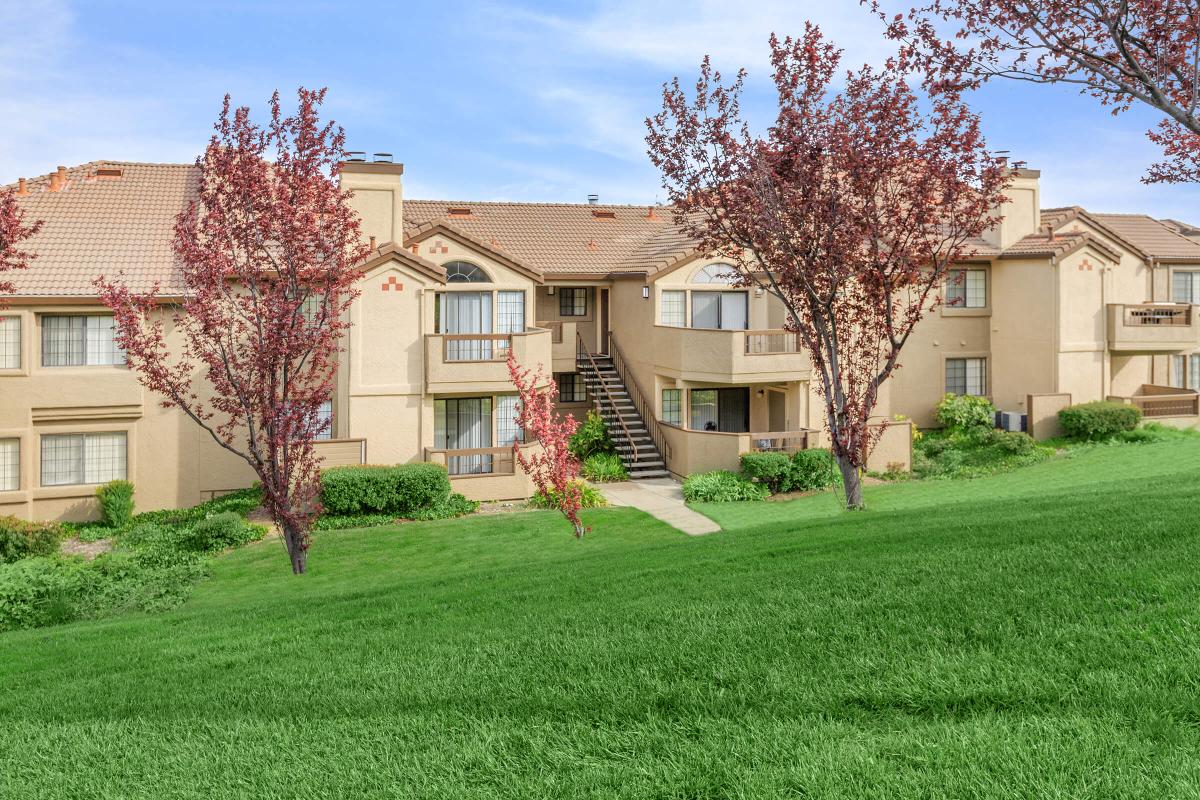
1100, 261, 1110, 400
1052, 256, 1061, 393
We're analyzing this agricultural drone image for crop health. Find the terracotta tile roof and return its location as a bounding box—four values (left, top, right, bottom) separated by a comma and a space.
1042, 206, 1200, 261
1000, 230, 1121, 261
5, 161, 197, 297
402, 200, 696, 277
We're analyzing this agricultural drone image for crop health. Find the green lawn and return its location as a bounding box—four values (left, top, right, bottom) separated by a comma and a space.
3, 439, 1200, 798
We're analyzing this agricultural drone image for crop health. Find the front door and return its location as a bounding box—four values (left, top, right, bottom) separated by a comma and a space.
768, 389, 786, 432
599, 288, 610, 354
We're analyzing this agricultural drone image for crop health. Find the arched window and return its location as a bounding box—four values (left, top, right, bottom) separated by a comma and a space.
692, 263, 739, 284
445, 261, 491, 283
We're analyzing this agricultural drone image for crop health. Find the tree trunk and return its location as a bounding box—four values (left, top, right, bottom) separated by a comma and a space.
573, 521, 585, 538
281, 521, 308, 575
836, 453, 865, 510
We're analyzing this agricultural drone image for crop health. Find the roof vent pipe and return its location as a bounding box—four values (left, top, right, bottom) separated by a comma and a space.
345, 151, 367, 162
16, 178, 26, 196
373, 153, 393, 163
48, 166, 67, 192
587, 194, 599, 205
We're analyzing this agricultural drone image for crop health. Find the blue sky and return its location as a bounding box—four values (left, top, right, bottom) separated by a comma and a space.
3, 0, 1199, 219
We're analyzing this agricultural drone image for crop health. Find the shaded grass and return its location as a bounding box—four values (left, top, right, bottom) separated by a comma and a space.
2, 440, 1200, 798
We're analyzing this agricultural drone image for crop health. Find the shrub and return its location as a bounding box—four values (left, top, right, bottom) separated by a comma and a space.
581, 452, 628, 482
788, 449, 836, 492
133, 486, 262, 527
320, 464, 451, 516
994, 431, 1036, 455
0, 517, 64, 564
1058, 401, 1142, 441
682, 471, 769, 503
569, 410, 613, 460
181, 512, 263, 553
935, 393, 996, 431
96, 480, 135, 529
404, 492, 479, 521
0, 556, 94, 631
739, 452, 792, 493
528, 482, 607, 509
312, 513, 398, 531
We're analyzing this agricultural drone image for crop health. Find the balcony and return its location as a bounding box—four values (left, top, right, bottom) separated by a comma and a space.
1107, 303, 1200, 352
652, 326, 812, 383
536, 320, 579, 373
1108, 384, 1200, 419
424, 443, 537, 501
424, 327, 553, 393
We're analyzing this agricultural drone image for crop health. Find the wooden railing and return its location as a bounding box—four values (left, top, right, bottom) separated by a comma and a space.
1123, 304, 1193, 326
424, 446, 516, 476
1108, 384, 1200, 418
313, 437, 368, 466
744, 329, 802, 355
441, 334, 513, 362
607, 330, 673, 466
747, 430, 819, 453
578, 332, 639, 462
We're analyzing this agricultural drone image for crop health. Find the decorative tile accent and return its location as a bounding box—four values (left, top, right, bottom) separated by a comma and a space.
428, 240, 449, 255
381, 275, 403, 292
1079, 257, 1093, 271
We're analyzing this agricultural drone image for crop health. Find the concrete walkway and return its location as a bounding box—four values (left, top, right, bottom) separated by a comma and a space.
599, 477, 721, 536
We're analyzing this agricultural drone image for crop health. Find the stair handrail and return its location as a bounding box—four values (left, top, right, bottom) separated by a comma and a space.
577, 333, 639, 462
607, 330, 673, 467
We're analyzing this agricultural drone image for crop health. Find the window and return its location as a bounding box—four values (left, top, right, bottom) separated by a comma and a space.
1171, 354, 1200, 391
496, 395, 523, 446
496, 291, 526, 334
314, 400, 333, 440
945, 357, 987, 396
40, 432, 127, 487
556, 373, 587, 403
660, 291, 686, 327
445, 261, 491, 283
1173, 271, 1200, 304
42, 315, 125, 367
300, 293, 324, 323
559, 288, 588, 317
661, 389, 681, 425
438, 291, 494, 360
0, 316, 19, 369
689, 388, 749, 433
0, 439, 17, 491
434, 397, 493, 474
692, 263, 739, 284
946, 269, 987, 309
691, 291, 748, 330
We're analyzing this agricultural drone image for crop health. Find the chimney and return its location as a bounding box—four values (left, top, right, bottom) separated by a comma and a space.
48, 165, 67, 192
587, 194, 599, 205
15, 178, 27, 196
339, 151, 404, 247
982, 160, 1041, 250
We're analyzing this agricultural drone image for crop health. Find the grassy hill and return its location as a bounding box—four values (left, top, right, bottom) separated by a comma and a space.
3, 439, 1199, 798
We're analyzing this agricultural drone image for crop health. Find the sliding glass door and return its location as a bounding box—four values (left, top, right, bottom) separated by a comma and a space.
435, 397, 493, 474
691, 291, 748, 330
689, 388, 750, 433
440, 292, 493, 361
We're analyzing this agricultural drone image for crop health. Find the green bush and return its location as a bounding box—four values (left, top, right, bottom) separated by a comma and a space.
528, 482, 607, 509
96, 480, 135, 528
0, 517, 64, 564
994, 431, 1036, 455
1058, 401, 1142, 441
404, 492, 479, 521
312, 513, 398, 531
320, 464, 451, 516
581, 452, 628, 482
682, 471, 769, 503
181, 512, 263, 553
740, 449, 835, 494
132, 486, 261, 527
935, 393, 996, 431
569, 411, 614, 460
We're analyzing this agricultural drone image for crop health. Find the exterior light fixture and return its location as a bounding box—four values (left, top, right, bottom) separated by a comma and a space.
548, 286, 555, 295
642, 286, 650, 299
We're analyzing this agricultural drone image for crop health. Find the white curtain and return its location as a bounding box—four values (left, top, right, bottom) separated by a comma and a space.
441, 292, 493, 360
0, 438, 17, 491
436, 398, 494, 474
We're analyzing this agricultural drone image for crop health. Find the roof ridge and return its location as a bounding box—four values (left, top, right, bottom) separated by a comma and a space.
405, 198, 664, 210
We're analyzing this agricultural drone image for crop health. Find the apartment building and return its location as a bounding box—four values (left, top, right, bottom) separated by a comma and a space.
0, 159, 1197, 521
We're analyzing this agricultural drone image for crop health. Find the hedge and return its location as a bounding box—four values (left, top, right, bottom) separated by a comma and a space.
0, 517, 65, 564
1058, 401, 1142, 441
682, 471, 769, 503
740, 449, 835, 494
320, 464, 451, 516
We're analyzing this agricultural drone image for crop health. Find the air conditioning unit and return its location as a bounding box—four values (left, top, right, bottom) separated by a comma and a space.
997, 411, 1027, 432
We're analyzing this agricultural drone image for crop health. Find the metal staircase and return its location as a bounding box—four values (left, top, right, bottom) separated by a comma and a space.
576, 335, 670, 480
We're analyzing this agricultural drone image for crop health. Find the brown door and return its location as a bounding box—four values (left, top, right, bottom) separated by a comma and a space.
768, 389, 787, 432
599, 289, 610, 353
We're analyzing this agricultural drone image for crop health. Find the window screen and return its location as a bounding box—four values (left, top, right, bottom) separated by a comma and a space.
496, 395, 523, 446
496, 291, 526, 334
0, 439, 17, 491
315, 400, 333, 440
946, 269, 987, 308
40, 432, 127, 486
660, 291, 686, 327
0, 316, 19, 369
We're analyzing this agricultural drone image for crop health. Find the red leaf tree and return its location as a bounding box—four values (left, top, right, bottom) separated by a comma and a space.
0, 186, 41, 300
646, 26, 1007, 509
97, 88, 369, 574
871, 0, 1200, 183
506, 352, 588, 537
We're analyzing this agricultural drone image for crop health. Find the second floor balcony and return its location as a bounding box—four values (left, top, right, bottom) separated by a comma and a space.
1107, 303, 1200, 352
652, 325, 812, 383
424, 327, 552, 394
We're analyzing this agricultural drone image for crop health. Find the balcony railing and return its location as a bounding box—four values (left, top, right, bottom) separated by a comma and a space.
538, 321, 565, 344
424, 446, 516, 476
441, 334, 514, 363
745, 330, 802, 355
1123, 304, 1193, 326
1108, 384, 1200, 418
747, 430, 819, 453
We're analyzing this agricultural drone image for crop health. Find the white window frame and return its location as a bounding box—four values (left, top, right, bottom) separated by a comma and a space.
40, 432, 128, 487
1173, 270, 1200, 305
660, 290, 686, 327
41, 315, 126, 367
